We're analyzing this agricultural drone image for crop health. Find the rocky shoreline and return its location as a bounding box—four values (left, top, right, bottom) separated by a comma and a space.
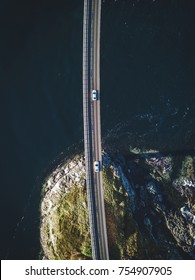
40, 149, 195, 259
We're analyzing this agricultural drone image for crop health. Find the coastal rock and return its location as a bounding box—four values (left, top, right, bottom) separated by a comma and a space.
40, 152, 139, 259
40, 150, 195, 259
146, 157, 172, 176
165, 211, 194, 251
181, 206, 195, 225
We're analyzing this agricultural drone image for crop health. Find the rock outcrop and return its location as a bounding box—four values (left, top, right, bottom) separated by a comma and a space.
40, 150, 195, 259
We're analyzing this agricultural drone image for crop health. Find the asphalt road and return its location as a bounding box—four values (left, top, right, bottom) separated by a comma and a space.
83, 0, 109, 260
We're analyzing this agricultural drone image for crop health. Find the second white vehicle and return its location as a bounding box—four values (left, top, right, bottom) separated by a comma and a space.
94, 161, 100, 172
92, 89, 98, 101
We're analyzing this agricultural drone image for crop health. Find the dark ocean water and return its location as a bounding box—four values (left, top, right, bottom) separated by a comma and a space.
0, 0, 195, 259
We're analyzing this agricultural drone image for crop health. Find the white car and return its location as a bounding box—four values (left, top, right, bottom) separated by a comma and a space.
94, 161, 100, 172
92, 89, 98, 101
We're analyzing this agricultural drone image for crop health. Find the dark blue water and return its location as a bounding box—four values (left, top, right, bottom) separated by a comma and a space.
1, 0, 195, 259
0, 0, 83, 259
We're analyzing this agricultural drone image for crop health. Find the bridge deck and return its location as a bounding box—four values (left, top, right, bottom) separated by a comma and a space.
82, 0, 109, 260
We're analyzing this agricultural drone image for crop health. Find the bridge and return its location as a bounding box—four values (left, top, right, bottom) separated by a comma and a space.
82, 0, 109, 260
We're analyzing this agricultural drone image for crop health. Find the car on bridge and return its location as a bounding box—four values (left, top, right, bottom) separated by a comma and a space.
94, 161, 100, 172
92, 89, 98, 101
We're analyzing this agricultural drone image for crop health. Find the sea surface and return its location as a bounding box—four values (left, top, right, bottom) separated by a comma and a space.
0, 0, 195, 259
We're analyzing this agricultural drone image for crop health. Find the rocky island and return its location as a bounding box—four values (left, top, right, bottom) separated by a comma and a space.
40, 147, 195, 259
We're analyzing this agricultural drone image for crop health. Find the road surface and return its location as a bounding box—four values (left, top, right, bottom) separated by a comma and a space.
83, 0, 109, 260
